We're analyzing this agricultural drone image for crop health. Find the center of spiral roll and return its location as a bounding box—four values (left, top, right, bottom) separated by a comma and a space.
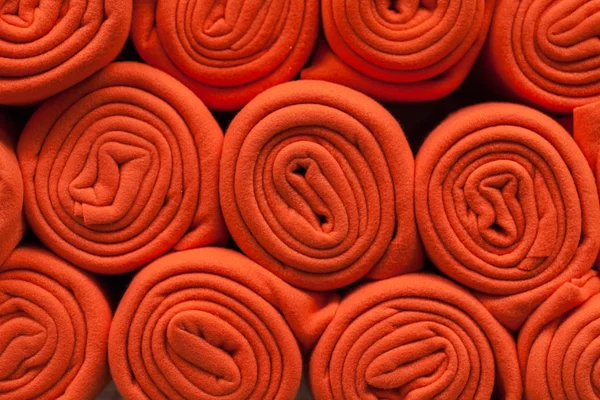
0, 311, 47, 380
0, 0, 64, 30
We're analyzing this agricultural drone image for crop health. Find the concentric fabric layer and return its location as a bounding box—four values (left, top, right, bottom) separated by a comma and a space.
109, 247, 338, 400
485, 0, 600, 113
0, 0, 131, 105
131, 0, 319, 111
415, 102, 600, 330
18, 62, 227, 274
301, 0, 494, 101
220, 80, 423, 291
0, 247, 112, 400
310, 273, 522, 400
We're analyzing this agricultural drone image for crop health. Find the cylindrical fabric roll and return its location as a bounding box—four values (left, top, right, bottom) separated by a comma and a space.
109, 247, 338, 400
484, 0, 600, 114
519, 271, 600, 399
300, 0, 494, 102
131, 0, 319, 111
310, 273, 522, 400
0, 246, 112, 400
220, 80, 422, 291
0, 115, 24, 266
415, 102, 600, 331
0, 1, 131, 105
18, 62, 228, 275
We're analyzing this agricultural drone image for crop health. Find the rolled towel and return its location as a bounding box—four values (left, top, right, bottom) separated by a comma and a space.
484, 0, 600, 113
0, 246, 112, 400
0, 115, 24, 266
415, 102, 600, 331
310, 273, 522, 400
18, 62, 227, 274
518, 271, 600, 399
108, 247, 338, 400
220, 80, 422, 291
300, 0, 494, 102
0, 1, 131, 105
131, 0, 319, 111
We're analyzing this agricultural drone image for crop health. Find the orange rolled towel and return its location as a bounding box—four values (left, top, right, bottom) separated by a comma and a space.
109, 247, 338, 400
220, 80, 422, 291
131, 0, 319, 111
310, 273, 522, 400
0, 0, 131, 105
301, 0, 494, 102
415, 102, 600, 331
18, 62, 227, 275
0, 246, 112, 400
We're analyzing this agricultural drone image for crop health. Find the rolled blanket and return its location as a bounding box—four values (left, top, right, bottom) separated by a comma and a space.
518, 271, 600, 399
0, 1, 131, 105
310, 273, 522, 400
220, 80, 422, 291
0, 115, 24, 266
0, 246, 112, 400
300, 0, 494, 102
415, 102, 600, 331
131, 0, 319, 111
484, 0, 600, 113
18, 62, 227, 274
109, 247, 338, 400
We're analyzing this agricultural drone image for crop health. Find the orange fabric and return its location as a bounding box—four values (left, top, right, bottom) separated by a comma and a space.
17, 62, 227, 275
518, 270, 600, 399
0, 1, 131, 105
109, 247, 338, 400
0, 114, 24, 266
309, 273, 522, 400
131, 0, 319, 111
483, 0, 600, 114
220, 80, 423, 291
415, 102, 600, 331
0, 246, 112, 400
301, 0, 494, 102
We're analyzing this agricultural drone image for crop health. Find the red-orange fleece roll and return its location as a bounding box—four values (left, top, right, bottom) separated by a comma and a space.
415, 102, 600, 331
220, 80, 422, 291
300, 0, 494, 102
0, 246, 112, 400
484, 0, 600, 114
131, 0, 319, 111
17, 62, 227, 275
109, 247, 338, 400
310, 273, 522, 400
0, 0, 131, 105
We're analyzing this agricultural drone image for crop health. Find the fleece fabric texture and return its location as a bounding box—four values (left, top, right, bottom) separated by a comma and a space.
0, 114, 24, 266
108, 247, 338, 400
483, 0, 600, 114
415, 102, 600, 331
300, 0, 494, 102
0, 0, 131, 105
309, 273, 522, 400
0, 246, 112, 400
220, 80, 423, 291
17, 62, 228, 275
131, 0, 319, 111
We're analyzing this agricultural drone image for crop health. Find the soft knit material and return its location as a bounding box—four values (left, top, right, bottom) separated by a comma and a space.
109, 247, 338, 400
18, 62, 227, 275
0, 0, 131, 105
301, 0, 494, 102
484, 0, 600, 113
518, 271, 600, 399
220, 80, 423, 291
0, 115, 24, 266
310, 273, 522, 400
0, 246, 112, 400
415, 103, 600, 331
131, 0, 319, 111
